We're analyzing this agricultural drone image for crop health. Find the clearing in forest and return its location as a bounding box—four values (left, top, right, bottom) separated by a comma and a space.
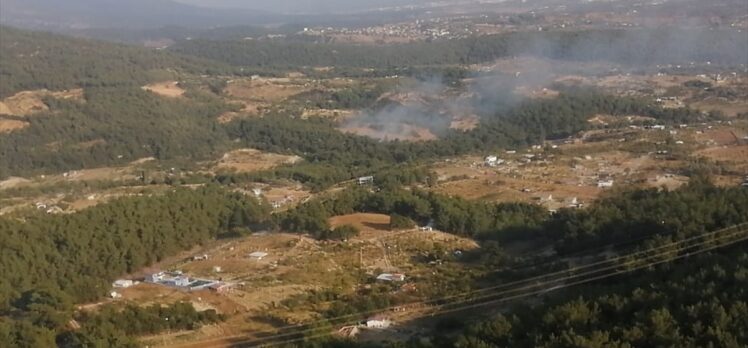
212, 148, 302, 173
0, 88, 84, 116
142, 81, 185, 98
339, 123, 438, 142
0, 118, 29, 133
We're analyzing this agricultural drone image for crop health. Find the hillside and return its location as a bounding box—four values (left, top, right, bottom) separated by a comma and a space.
0, 26, 234, 98
0, 0, 278, 30
168, 28, 748, 69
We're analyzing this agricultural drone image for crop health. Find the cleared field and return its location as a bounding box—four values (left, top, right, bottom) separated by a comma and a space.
213, 148, 302, 173
301, 108, 355, 120
225, 79, 309, 102
0, 88, 83, 116
0, 118, 29, 133
330, 213, 392, 239
339, 124, 438, 142
691, 99, 748, 118
142, 81, 185, 98
449, 115, 479, 131
137, 225, 479, 347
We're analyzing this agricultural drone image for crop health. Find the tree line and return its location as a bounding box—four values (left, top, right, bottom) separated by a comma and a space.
168, 28, 747, 70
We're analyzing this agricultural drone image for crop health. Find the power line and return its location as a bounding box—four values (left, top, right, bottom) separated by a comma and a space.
199, 225, 748, 347
255, 231, 748, 348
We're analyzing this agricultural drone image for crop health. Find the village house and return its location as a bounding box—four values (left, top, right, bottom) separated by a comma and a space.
357, 176, 374, 185
376, 273, 406, 282
484, 155, 504, 167
112, 279, 134, 288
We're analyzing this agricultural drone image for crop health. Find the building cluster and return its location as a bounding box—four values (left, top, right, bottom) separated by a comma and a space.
300, 17, 475, 41
145, 271, 225, 291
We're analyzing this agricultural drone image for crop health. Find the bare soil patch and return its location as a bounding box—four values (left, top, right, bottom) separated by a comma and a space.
213, 148, 302, 173
329, 213, 392, 238
691, 99, 748, 118
0, 88, 83, 116
0, 118, 29, 133
301, 108, 355, 120
696, 128, 741, 146
225, 79, 308, 102
339, 124, 438, 142
0, 177, 31, 190
449, 115, 479, 131
695, 144, 748, 164
142, 81, 185, 98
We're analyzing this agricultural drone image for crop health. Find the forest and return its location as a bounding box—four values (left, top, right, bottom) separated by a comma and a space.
0, 87, 235, 177
222, 91, 710, 191
3, 175, 745, 347
293, 242, 748, 348
169, 28, 748, 69
2, 24, 747, 347
0, 185, 270, 307
0, 27, 239, 98
0, 27, 716, 185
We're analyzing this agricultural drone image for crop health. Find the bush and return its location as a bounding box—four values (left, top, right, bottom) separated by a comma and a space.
316, 225, 360, 240
390, 214, 416, 230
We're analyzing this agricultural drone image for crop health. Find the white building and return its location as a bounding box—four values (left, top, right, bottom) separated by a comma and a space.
112, 279, 134, 288
597, 180, 614, 188
366, 316, 392, 329
376, 273, 406, 282
357, 176, 374, 185
248, 251, 268, 260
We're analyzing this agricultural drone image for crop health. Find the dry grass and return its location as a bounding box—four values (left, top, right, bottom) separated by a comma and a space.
449, 115, 479, 131
696, 145, 748, 165
142, 81, 185, 98
0, 88, 83, 116
301, 108, 355, 120
0, 177, 31, 190
213, 148, 302, 173
695, 128, 741, 146
125, 226, 483, 347
0, 118, 29, 133
691, 99, 748, 118
329, 213, 392, 238
225, 79, 309, 102
339, 124, 438, 142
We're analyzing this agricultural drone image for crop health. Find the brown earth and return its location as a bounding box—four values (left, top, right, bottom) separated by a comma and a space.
225, 79, 309, 102
0, 88, 83, 116
213, 148, 302, 173
142, 81, 185, 98
0, 118, 29, 133
339, 124, 438, 142
329, 213, 392, 238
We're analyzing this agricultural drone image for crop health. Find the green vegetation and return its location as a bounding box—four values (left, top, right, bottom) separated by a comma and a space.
0, 26, 235, 98
390, 214, 415, 230
0, 87, 234, 177
396, 244, 748, 348
0, 185, 269, 307
2, 24, 747, 347
169, 29, 747, 69
317, 224, 360, 241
